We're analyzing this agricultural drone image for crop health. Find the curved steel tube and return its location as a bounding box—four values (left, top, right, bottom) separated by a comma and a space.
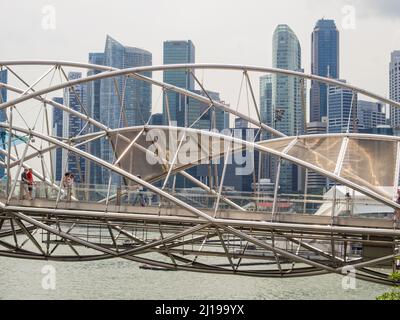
1, 123, 399, 217
1, 62, 400, 140
0, 61, 398, 110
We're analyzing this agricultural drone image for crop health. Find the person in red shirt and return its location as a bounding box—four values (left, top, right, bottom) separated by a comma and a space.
26, 168, 34, 200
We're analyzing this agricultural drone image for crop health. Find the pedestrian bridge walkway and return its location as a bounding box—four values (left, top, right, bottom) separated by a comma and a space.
1, 181, 396, 232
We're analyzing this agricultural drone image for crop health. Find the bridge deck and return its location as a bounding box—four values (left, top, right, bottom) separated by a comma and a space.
2, 197, 396, 231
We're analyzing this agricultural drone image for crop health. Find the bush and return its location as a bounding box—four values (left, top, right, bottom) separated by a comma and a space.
376, 271, 400, 300
376, 291, 400, 300
389, 271, 400, 282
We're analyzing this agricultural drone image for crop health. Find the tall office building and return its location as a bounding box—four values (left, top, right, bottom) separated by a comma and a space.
310, 19, 339, 122
224, 110, 230, 130
63, 72, 87, 183
52, 97, 64, 182
194, 125, 260, 193
187, 90, 226, 131
87, 52, 104, 186
390, 51, 400, 127
357, 100, 386, 130
163, 40, 195, 126
327, 80, 357, 133
100, 35, 152, 130
222, 127, 261, 192
149, 113, 163, 126
271, 24, 304, 193
0, 69, 7, 105
87, 53, 104, 125
259, 74, 273, 180
234, 117, 249, 129
359, 125, 393, 136
174, 90, 227, 189
260, 74, 273, 134
306, 121, 327, 194
0, 69, 7, 178
100, 35, 152, 184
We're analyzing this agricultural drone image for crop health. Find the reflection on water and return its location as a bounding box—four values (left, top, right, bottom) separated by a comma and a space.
0, 257, 388, 300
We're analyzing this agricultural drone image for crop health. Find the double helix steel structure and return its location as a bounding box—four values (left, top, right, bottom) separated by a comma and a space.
0, 61, 400, 285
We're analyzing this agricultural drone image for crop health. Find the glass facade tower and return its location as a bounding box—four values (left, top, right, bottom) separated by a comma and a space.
357, 100, 386, 130
310, 19, 339, 122
259, 74, 273, 179
87, 52, 105, 186
327, 80, 357, 133
0, 69, 7, 178
63, 72, 87, 183
187, 90, 226, 131
99, 36, 152, 185
390, 51, 400, 127
52, 97, 64, 182
0, 69, 7, 105
271, 24, 303, 193
163, 40, 195, 127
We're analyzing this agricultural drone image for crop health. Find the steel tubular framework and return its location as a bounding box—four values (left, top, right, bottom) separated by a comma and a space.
0, 61, 399, 286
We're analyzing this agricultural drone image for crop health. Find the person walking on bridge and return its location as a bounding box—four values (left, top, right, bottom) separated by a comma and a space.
20, 168, 29, 199
61, 172, 75, 201
26, 168, 35, 200
61, 172, 70, 200
68, 173, 76, 200
132, 176, 145, 207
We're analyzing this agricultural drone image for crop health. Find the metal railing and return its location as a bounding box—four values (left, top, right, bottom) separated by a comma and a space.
0, 180, 394, 219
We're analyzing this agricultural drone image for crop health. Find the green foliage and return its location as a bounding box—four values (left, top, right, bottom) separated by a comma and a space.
389, 271, 400, 282
376, 291, 400, 300
376, 270, 400, 300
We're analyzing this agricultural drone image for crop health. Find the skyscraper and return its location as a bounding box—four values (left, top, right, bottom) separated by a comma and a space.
259, 74, 273, 180
271, 24, 304, 193
0, 69, 7, 105
163, 40, 195, 126
390, 51, 400, 127
0, 69, 7, 179
87, 52, 104, 186
357, 100, 386, 130
179, 90, 228, 189
187, 90, 226, 131
149, 113, 163, 126
100, 36, 152, 130
310, 19, 339, 122
327, 80, 357, 133
221, 126, 261, 193
52, 97, 64, 182
193, 124, 260, 193
359, 125, 393, 136
235, 117, 249, 129
87, 53, 104, 125
100, 35, 152, 184
260, 74, 273, 134
63, 72, 87, 183
306, 121, 327, 194
172, 90, 227, 189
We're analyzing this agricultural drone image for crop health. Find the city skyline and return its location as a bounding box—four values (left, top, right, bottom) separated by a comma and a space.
43, 26, 399, 187
2, 1, 400, 190
1, 0, 399, 118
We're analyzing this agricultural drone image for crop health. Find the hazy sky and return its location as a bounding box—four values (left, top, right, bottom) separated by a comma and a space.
1, 0, 400, 115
